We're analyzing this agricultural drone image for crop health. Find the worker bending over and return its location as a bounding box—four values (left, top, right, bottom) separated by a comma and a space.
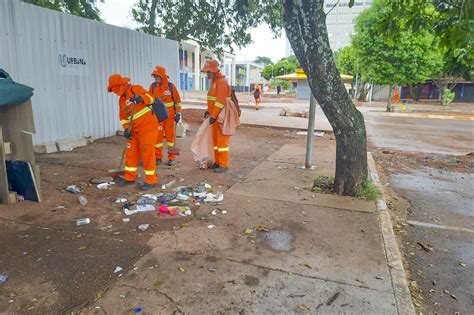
107, 74, 158, 190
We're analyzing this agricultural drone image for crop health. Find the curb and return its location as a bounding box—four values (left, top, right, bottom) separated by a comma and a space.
367, 152, 416, 315
239, 123, 333, 134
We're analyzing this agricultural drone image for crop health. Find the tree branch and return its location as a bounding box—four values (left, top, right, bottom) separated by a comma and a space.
326, 0, 340, 16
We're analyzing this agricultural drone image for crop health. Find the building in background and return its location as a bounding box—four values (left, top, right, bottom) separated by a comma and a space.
284, 1, 373, 56
179, 40, 236, 92
234, 61, 264, 92
277, 69, 352, 100
325, 0, 372, 51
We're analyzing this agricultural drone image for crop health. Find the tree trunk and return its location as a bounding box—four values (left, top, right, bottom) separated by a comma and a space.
147, 0, 158, 35
410, 84, 422, 101
281, 1, 367, 196
386, 83, 393, 112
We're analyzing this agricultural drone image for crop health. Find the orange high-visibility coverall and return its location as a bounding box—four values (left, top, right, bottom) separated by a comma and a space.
207, 73, 231, 168
393, 87, 400, 104
118, 83, 158, 184
148, 71, 182, 161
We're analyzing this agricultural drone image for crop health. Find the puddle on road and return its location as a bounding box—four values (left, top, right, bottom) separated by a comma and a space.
261, 229, 294, 252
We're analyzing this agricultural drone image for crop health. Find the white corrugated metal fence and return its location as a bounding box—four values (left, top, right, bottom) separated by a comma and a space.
0, 0, 179, 145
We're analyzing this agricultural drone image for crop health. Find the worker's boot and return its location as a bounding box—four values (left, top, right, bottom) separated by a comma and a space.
156, 158, 162, 164
167, 160, 177, 166
213, 167, 228, 173
139, 182, 156, 191
116, 176, 135, 186
210, 163, 219, 169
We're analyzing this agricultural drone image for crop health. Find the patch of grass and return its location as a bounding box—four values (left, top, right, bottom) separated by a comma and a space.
356, 181, 382, 200
312, 176, 334, 193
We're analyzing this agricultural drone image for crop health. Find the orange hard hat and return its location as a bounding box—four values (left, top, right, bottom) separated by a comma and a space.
201, 59, 220, 73
151, 66, 168, 78
107, 74, 130, 92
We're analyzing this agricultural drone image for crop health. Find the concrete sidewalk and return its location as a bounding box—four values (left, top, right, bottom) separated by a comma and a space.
83, 136, 406, 314
183, 103, 334, 132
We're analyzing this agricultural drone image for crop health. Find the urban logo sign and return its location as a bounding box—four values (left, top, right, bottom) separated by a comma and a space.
59, 54, 87, 67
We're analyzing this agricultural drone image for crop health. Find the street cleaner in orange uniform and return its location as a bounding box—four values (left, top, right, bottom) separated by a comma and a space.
148, 66, 182, 166
107, 74, 158, 190
201, 59, 232, 173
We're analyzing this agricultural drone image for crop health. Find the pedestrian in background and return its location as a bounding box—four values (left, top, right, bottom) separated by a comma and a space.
252, 83, 263, 110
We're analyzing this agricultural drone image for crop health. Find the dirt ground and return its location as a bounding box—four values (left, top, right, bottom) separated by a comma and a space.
371, 144, 473, 314
0, 108, 296, 314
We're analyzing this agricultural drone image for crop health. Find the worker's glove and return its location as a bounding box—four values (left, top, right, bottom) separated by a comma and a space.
209, 117, 216, 125
123, 129, 132, 139
204, 111, 210, 118
175, 113, 181, 123
129, 95, 143, 104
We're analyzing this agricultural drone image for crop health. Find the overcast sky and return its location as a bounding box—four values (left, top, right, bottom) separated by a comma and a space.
97, 0, 287, 62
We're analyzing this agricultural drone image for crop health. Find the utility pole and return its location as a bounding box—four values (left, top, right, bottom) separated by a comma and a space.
305, 94, 317, 169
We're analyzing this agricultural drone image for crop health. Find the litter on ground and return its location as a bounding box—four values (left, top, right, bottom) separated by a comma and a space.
204, 192, 224, 203
78, 196, 88, 206
138, 224, 149, 231
161, 180, 176, 190
113, 266, 123, 273
97, 182, 114, 190
66, 185, 81, 194
75, 218, 91, 226
0, 274, 9, 283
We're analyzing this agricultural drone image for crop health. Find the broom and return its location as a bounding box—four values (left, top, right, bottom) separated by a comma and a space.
107, 100, 137, 178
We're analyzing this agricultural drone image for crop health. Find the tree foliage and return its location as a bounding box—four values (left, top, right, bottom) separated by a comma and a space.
375, 0, 473, 70
22, 0, 102, 21
335, 46, 359, 77
132, 0, 281, 54
353, 0, 443, 86
261, 55, 299, 80
254, 56, 273, 65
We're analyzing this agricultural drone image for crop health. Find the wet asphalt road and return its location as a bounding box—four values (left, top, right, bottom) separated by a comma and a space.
364, 109, 474, 313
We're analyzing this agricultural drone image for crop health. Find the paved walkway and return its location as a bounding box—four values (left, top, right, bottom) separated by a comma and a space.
183, 103, 333, 132
83, 137, 404, 314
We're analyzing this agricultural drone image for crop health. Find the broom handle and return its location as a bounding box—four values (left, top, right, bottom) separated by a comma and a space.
118, 99, 137, 169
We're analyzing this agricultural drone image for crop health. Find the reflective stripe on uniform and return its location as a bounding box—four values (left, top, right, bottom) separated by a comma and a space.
144, 94, 154, 104
213, 146, 218, 150
126, 106, 151, 121
215, 102, 225, 109
125, 166, 138, 172
164, 102, 174, 107
120, 119, 129, 125
154, 143, 163, 148
144, 169, 155, 175
217, 147, 229, 152
167, 142, 174, 147
207, 96, 216, 101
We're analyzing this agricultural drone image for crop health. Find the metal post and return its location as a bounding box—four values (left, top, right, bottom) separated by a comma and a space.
368, 83, 373, 107
305, 94, 317, 169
